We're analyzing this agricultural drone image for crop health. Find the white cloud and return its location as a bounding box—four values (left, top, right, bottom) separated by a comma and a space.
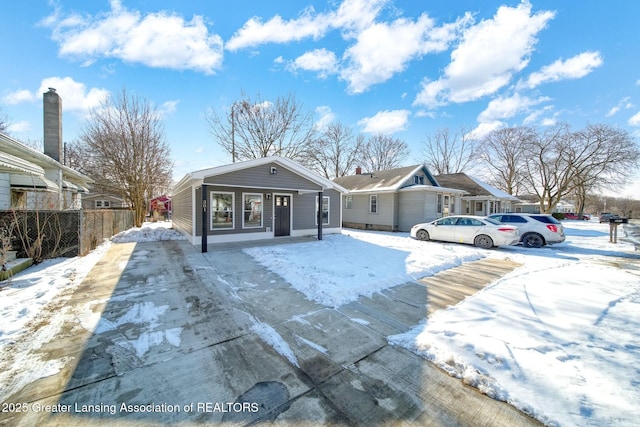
160, 100, 179, 116
341, 13, 470, 93
523, 51, 602, 89
3, 90, 35, 105
414, 2, 554, 108
477, 93, 550, 123
42, 1, 223, 74
629, 111, 640, 126
606, 96, 634, 117
6, 121, 31, 134
226, 0, 387, 51
315, 106, 336, 131
358, 109, 410, 134
289, 49, 338, 78
38, 77, 109, 113
467, 121, 504, 140
3, 77, 109, 117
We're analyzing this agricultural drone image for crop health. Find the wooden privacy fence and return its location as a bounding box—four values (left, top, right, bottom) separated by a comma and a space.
0, 209, 134, 260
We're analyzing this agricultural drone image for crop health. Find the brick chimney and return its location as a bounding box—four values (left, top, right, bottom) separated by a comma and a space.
355, 167, 362, 175
43, 87, 62, 162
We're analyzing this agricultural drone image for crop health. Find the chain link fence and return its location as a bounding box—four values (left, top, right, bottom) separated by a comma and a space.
0, 209, 134, 260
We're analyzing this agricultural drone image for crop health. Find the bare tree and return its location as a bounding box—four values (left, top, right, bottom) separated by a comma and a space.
421, 127, 477, 174
360, 134, 410, 172
306, 122, 364, 178
478, 126, 534, 195
206, 93, 317, 162
0, 106, 9, 133
522, 123, 640, 213
80, 89, 173, 226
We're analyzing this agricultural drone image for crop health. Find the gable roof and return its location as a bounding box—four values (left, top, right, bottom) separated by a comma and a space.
174, 156, 347, 194
434, 173, 519, 200
332, 165, 439, 193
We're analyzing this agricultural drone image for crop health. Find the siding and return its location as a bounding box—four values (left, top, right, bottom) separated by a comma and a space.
0, 173, 9, 209
204, 162, 322, 192
342, 192, 396, 230
292, 189, 341, 230
398, 191, 426, 232
172, 186, 193, 237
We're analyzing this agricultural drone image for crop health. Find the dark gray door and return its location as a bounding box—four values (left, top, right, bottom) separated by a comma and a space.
274, 195, 290, 237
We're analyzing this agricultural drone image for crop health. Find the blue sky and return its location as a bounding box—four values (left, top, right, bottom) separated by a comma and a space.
2, 0, 640, 195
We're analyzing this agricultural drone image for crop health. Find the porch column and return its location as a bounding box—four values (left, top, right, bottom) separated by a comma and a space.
317, 190, 323, 240
201, 184, 208, 252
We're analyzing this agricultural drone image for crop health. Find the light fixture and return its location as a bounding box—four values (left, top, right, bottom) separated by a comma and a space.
270, 166, 277, 174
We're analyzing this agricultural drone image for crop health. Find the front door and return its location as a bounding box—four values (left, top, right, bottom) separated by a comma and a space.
274, 195, 291, 237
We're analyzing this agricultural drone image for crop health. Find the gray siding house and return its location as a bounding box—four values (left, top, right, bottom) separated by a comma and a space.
172, 156, 346, 246
333, 165, 466, 232
434, 173, 520, 215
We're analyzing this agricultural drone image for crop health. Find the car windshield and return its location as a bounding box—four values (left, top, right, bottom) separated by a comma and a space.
483, 217, 502, 225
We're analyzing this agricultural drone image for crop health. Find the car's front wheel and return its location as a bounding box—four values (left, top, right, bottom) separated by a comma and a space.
522, 233, 544, 248
416, 229, 430, 241
474, 234, 494, 249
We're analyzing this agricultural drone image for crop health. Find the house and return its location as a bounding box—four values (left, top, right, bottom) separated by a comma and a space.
332, 165, 466, 232
434, 173, 520, 216
513, 195, 576, 214
82, 193, 130, 210
1, 91, 93, 211
0, 88, 92, 211
172, 156, 347, 247
149, 195, 171, 220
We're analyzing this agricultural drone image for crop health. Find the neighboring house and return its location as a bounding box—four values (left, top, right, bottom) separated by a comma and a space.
172, 156, 346, 246
149, 195, 171, 220
514, 195, 576, 214
0, 133, 92, 210
82, 193, 130, 210
333, 165, 466, 232
0, 88, 92, 211
434, 173, 520, 216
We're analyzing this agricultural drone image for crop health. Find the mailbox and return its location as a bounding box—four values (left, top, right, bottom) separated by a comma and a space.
609, 218, 628, 224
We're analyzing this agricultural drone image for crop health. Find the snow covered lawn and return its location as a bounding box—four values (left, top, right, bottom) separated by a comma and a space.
245, 223, 640, 427
1, 220, 638, 427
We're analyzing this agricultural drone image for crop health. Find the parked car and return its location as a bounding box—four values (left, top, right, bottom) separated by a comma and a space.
410, 215, 520, 249
564, 213, 590, 220
599, 213, 619, 223
487, 213, 565, 248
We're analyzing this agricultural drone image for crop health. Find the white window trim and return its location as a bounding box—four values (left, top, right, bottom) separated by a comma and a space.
315, 195, 330, 226
369, 194, 378, 214
210, 191, 235, 231
345, 195, 353, 209
242, 192, 263, 229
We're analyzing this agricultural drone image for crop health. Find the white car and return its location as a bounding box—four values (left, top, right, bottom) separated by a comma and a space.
487, 213, 565, 248
410, 215, 520, 249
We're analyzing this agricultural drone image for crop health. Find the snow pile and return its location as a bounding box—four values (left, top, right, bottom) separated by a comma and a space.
244, 229, 484, 307
111, 221, 186, 243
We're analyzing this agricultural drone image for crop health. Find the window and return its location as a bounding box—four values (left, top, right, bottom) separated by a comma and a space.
345, 196, 353, 209
475, 202, 483, 212
369, 195, 378, 214
96, 201, 102, 208
95, 200, 111, 208
243, 193, 263, 228
210, 192, 234, 230
437, 194, 442, 214
316, 196, 330, 225
413, 175, 424, 185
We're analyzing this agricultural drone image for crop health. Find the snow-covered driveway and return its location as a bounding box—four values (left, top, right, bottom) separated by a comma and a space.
1, 220, 638, 426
